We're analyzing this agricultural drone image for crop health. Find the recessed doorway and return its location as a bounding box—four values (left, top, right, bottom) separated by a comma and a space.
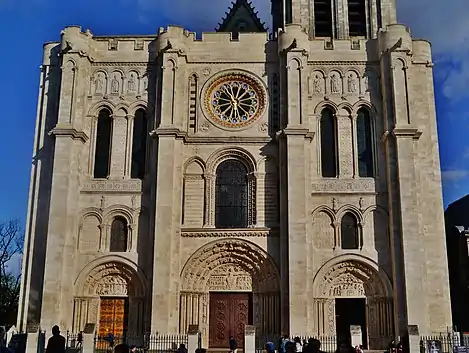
209, 292, 253, 348
335, 298, 367, 348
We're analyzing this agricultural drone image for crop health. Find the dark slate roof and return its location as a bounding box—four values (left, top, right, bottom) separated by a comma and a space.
216, 0, 267, 33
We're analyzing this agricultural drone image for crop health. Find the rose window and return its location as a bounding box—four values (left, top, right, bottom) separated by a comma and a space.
204, 73, 266, 129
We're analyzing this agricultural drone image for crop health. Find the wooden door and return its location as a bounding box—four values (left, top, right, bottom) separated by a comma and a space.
98, 298, 129, 337
209, 293, 251, 348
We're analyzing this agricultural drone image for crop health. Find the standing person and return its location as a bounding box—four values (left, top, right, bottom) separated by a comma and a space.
265, 341, 275, 353
229, 336, 238, 353
129, 345, 138, 353
45, 326, 66, 353
335, 341, 354, 353
294, 337, 303, 352
114, 344, 129, 353
177, 344, 188, 353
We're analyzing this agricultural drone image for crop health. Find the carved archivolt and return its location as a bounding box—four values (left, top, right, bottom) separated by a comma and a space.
180, 239, 279, 293
313, 256, 392, 298
75, 257, 146, 297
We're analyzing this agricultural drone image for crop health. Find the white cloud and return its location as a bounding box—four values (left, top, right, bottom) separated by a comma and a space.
441, 169, 469, 183
5, 252, 22, 276
133, 0, 469, 102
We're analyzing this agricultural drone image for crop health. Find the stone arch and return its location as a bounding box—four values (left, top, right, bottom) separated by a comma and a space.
312, 254, 392, 298
79, 207, 104, 224
314, 101, 338, 116
353, 100, 378, 117
311, 205, 336, 222
184, 156, 206, 174
88, 101, 115, 117
206, 147, 257, 175
180, 238, 280, 293
337, 102, 353, 116
336, 204, 364, 224
74, 255, 147, 297
288, 57, 303, 70
103, 205, 134, 225
312, 210, 336, 249
129, 101, 149, 116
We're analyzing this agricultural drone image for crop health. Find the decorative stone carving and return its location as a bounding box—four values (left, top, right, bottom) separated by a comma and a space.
202, 68, 211, 76
81, 180, 142, 193
330, 72, 341, 94
81, 261, 143, 297
311, 179, 378, 193
208, 264, 253, 291
309, 72, 324, 95
111, 74, 120, 94
128, 72, 138, 93
94, 72, 106, 94
95, 275, 128, 296
363, 70, 378, 93
259, 122, 268, 132
318, 261, 385, 297
347, 72, 358, 93
200, 123, 210, 132
181, 239, 279, 292
181, 228, 274, 238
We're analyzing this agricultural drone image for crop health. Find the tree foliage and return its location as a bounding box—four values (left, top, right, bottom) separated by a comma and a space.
0, 219, 24, 324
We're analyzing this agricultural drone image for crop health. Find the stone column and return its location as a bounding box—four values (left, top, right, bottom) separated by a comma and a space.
109, 111, 128, 179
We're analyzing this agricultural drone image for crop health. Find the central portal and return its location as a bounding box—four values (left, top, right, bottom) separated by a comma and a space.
209, 292, 253, 348
335, 298, 367, 348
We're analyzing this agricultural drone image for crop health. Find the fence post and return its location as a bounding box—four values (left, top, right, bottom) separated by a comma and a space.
188, 325, 200, 353
26, 329, 40, 353
245, 326, 256, 353
407, 325, 420, 353
82, 323, 96, 353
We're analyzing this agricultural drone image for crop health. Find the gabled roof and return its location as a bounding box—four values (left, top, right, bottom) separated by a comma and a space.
216, 0, 267, 34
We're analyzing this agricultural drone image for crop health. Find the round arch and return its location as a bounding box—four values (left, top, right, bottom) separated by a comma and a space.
74, 255, 147, 297
206, 147, 257, 175
180, 238, 280, 293
312, 254, 392, 298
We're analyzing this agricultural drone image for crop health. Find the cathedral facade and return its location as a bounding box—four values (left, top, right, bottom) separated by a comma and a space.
17, 0, 452, 349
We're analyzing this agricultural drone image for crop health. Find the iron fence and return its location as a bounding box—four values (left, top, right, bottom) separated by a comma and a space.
93, 334, 188, 353
420, 334, 454, 353
255, 335, 338, 353
66, 331, 83, 353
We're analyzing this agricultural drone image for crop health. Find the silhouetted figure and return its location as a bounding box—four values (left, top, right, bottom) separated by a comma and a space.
129, 345, 137, 353
285, 341, 296, 353
114, 343, 129, 353
177, 344, 187, 353
45, 326, 65, 353
335, 340, 354, 353
229, 336, 238, 353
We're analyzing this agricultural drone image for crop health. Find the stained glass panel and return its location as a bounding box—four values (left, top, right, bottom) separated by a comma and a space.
215, 160, 248, 228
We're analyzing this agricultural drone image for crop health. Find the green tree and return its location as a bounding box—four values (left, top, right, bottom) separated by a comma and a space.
0, 220, 23, 324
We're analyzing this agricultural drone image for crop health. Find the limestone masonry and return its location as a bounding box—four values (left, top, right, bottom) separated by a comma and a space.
17, 0, 452, 348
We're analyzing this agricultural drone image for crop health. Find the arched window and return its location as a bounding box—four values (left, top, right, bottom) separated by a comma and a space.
131, 109, 148, 179
348, 0, 367, 37
356, 108, 374, 177
215, 160, 248, 228
320, 108, 338, 177
314, 0, 333, 37
110, 217, 128, 252
341, 213, 359, 249
93, 109, 112, 178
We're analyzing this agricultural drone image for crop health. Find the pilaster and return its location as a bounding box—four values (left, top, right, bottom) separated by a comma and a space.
40, 50, 89, 331
150, 128, 184, 333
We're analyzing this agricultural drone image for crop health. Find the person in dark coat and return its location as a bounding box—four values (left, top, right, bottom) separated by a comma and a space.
45, 326, 66, 353
229, 336, 238, 353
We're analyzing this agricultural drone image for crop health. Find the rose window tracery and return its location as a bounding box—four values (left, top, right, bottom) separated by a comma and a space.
204, 73, 266, 129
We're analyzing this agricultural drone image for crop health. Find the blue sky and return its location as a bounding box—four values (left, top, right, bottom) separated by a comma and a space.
0, 0, 468, 226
